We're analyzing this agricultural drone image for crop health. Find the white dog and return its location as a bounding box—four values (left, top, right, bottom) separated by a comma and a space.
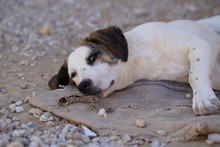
49, 15, 220, 116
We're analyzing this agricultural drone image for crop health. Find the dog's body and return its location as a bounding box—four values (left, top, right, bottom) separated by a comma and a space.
49, 15, 220, 115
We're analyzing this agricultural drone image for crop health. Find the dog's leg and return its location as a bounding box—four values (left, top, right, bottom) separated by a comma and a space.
187, 41, 220, 115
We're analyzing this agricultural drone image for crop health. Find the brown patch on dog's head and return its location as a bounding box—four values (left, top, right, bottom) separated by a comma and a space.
81, 26, 128, 62
48, 59, 70, 90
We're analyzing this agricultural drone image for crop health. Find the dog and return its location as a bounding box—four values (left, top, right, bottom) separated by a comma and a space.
49, 15, 220, 116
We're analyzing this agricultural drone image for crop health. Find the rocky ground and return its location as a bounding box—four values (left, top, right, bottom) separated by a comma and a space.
0, 0, 220, 146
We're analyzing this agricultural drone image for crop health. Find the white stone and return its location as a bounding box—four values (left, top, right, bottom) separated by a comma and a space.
9, 104, 16, 111
135, 119, 146, 128
32, 91, 38, 97
206, 140, 214, 145
123, 134, 131, 142
12, 130, 26, 138
23, 96, 30, 103
185, 93, 192, 99
39, 114, 48, 122
42, 112, 51, 117
46, 121, 55, 127
81, 135, 90, 143
207, 133, 220, 144
156, 130, 167, 136
97, 108, 107, 118
15, 101, 23, 106
30, 136, 43, 147
48, 116, 54, 121
12, 116, 19, 121
6, 141, 24, 147
15, 106, 24, 113
82, 125, 97, 137
28, 108, 43, 115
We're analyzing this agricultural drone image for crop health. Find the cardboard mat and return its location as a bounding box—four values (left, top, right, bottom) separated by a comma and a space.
28, 80, 220, 145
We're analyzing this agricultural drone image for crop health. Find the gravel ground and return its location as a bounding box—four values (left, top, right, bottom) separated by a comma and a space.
0, 0, 220, 146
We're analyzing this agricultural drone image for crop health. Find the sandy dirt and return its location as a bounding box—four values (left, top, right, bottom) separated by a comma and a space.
0, 0, 220, 146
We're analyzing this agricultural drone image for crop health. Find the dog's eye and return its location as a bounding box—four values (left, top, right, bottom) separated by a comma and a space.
71, 72, 77, 78
88, 52, 100, 65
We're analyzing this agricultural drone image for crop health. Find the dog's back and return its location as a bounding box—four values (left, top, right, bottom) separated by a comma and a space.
197, 15, 220, 34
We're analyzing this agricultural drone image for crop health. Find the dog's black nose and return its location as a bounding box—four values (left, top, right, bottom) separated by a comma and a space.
78, 79, 93, 94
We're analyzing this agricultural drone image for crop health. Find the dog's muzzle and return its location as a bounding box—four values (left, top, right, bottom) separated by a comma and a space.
77, 79, 101, 95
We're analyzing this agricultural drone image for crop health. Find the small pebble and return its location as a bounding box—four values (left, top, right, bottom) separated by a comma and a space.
39, 73, 44, 77
32, 91, 38, 97
23, 96, 30, 103
186, 93, 192, 99
97, 108, 107, 118
39, 26, 51, 35
12, 129, 26, 138
206, 133, 220, 145
82, 125, 97, 137
66, 132, 81, 140
12, 116, 19, 121
28, 122, 36, 129
15, 101, 23, 106
19, 61, 29, 66
123, 134, 132, 142
81, 135, 91, 143
135, 119, 146, 128
66, 145, 77, 147
6, 141, 24, 147
16, 106, 25, 113
206, 140, 214, 145
8, 99, 16, 104
52, 59, 59, 63
9, 104, 16, 112
20, 82, 28, 89
156, 130, 167, 136
0, 108, 9, 115
46, 121, 55, 127
110, 135, 120, 141
5, 119, 12, 124
39, 114, 48, 122
29, 62, 36, 67
48, 116, 54, 121
28, 108, 43, 118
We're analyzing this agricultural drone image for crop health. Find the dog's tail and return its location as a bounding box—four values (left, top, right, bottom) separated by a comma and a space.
197, 15, 220, 34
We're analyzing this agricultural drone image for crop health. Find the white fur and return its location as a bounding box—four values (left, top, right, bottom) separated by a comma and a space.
68, 46, 117, 93
68, 15, 220, 115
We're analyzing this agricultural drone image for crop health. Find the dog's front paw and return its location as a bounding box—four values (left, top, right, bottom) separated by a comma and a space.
192, 95, 220, 115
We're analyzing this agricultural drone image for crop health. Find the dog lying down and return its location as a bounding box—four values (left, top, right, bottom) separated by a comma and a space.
49, 15, 220, 116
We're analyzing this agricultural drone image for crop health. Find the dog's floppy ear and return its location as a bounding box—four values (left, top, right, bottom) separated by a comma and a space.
48, 59, 69, 90
81, 26, 128, 62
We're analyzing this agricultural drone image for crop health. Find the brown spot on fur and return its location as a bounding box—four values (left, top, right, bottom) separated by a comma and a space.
81, 26, 128, 62
48, 59, 70, 90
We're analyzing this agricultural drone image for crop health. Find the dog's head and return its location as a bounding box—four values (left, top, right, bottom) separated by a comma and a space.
49, 26, 128, 97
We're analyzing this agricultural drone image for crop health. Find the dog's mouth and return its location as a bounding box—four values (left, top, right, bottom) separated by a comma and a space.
78, 80, 115, 96
96, 80, 115, 96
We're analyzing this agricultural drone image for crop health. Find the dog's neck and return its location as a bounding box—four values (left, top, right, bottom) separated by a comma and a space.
113, 34, 167, 91
113, 52, 153, 91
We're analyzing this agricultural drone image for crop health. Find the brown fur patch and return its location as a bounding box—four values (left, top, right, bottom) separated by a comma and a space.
48, 59, 70, 90
81, 26, 128, 62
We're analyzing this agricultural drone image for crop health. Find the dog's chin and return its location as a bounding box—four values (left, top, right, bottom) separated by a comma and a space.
89, 80, 115, 97
99, 80, 115, 97
85, 87, 102, 95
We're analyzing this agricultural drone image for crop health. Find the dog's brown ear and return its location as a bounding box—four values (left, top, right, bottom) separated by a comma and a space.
81, 26, 128, 62
48, 59, 69, 90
